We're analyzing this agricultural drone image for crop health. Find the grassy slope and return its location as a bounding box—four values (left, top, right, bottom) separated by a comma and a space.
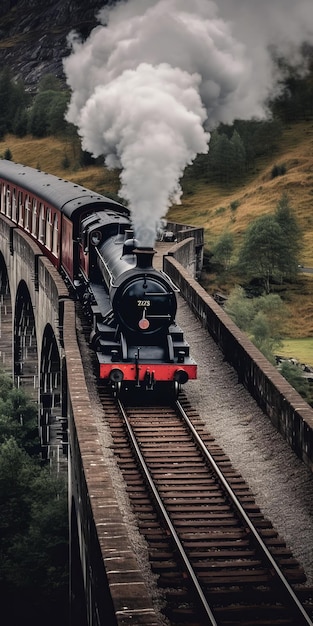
167, 121, 313, 360
1, 124, 313, 362
167, 121, 313, 263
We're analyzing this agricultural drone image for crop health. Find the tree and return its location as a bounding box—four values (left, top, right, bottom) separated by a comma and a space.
238, 195, 302, 292
0, 374, 39, 455
219, 118, 283, 168
254, 293, 288, 339
250, 118, 283, 157
28, 90, 56, 137
3, 148, 12, 161
230, 130, 246, 181
279, 361, 313, 405
0, 68, 29, 138
212, 231, 234, 269
271, 69, 313, 122
224, 286, 255, 330
48, 91, 70, 135
209, 132, 237, 185
0, 373, 68, 625
13, 108, 29, 137
1, 464, 68, 625
274, 193, 302, 277
0, 438, 37, 541
249, 310, 280, 363
224, 288, 288, 363
238, 213, 293, 293
0, 67, 15, 136
28, 89, 70, 137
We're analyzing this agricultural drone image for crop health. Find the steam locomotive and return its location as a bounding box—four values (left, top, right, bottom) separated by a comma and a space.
0, 160, 197, 396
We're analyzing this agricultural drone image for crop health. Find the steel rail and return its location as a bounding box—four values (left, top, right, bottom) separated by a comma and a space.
117, 397, 218, 626
176, 398, 313, 626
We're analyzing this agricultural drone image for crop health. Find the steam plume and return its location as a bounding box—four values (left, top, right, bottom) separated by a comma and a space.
63, 0, 313, 246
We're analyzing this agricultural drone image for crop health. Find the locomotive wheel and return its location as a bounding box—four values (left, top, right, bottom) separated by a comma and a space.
173, 380, 181, 398
160, 381, 181, 400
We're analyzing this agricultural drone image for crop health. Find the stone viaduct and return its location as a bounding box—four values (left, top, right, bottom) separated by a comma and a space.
1, 212, 313, 626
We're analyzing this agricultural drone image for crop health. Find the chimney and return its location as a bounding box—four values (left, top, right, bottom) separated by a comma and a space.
134, 248, 155, 269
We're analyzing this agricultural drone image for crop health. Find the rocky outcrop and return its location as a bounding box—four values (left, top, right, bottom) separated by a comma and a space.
0, 0, 110, 90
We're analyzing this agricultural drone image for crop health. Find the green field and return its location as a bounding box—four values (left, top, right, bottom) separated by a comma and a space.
278, 338, 313, 367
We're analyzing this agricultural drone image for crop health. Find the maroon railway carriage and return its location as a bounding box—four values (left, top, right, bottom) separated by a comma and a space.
0, 160, 128, 282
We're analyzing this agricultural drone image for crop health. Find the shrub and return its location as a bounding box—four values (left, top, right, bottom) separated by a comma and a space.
271, 163, 286, 178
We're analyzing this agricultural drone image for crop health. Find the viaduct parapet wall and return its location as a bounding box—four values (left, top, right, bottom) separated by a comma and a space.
164, 252, 313, 473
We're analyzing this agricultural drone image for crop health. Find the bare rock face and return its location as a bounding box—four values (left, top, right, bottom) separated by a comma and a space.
0, 0, 111, 90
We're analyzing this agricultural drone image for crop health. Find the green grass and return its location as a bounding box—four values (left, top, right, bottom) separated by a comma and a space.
278, 338, 313, 367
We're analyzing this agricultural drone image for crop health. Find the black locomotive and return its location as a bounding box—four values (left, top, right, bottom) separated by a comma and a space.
0, 159, 197, 395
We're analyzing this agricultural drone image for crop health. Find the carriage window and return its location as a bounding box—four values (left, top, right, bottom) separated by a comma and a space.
6, 186, 11, 219
52, 213, 59, 257
0, 182, 6, 215
46, 207, 52, 250
31, 198, 37, 236
25, 195, 31, 231
18, 191, 24, 225
39, 203, 45, 242
12, 188, 17, 222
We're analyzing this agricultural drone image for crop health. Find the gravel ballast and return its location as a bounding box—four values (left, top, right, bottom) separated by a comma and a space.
176, 295, 313, 585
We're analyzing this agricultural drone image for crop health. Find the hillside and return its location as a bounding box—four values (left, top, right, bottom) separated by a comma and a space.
1, 122, 313, 362
167, 121, 313, 267
2, 121, 313, 258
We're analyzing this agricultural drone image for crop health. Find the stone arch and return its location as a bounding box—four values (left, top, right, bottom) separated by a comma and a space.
0, 252, 13, 374
40, 323, 66, 468
14, 280, 38, 398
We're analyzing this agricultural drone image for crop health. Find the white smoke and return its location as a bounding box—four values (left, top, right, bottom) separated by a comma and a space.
63, 0, 313, 246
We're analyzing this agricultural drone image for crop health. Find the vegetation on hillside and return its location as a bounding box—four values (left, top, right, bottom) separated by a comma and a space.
208, 193, 302, 294
0, 371, 68, 625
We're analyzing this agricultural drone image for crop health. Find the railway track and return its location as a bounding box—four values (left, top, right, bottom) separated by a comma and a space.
76, 301, 313, 624
98, 387, 313, 626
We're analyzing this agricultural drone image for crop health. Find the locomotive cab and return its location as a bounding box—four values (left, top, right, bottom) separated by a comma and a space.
79, 212, 130, 282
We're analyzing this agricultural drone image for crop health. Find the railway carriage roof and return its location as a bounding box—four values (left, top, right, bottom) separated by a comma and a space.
0, 160, 128, 218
